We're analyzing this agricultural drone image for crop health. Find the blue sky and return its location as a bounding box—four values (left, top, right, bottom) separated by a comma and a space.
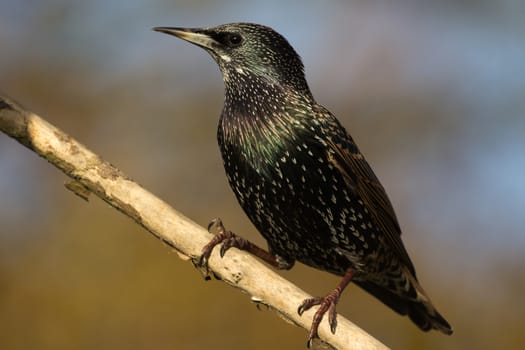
1, 0, 524, 259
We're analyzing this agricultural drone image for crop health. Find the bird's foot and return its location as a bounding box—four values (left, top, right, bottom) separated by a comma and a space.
297, 268, 354, 347
298, 289, 341, 348
198, 218, 294, 275
198, 218, 251, 274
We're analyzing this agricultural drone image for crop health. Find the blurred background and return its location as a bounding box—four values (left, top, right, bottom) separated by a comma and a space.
1, 1, 524, 349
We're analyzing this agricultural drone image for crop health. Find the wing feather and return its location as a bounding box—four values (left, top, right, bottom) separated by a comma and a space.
321, 117, 416, 275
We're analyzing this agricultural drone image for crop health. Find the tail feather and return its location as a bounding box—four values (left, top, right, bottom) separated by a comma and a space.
407, 300, 453, 335
355, 277, 453, 335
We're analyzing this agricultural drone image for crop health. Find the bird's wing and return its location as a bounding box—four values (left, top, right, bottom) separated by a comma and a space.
322, 120, 416, 275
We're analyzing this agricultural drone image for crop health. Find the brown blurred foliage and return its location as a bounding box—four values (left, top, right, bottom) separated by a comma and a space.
1, 1, 524, 349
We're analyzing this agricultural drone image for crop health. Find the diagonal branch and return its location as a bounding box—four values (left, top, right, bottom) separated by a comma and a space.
0, 95, 389, 350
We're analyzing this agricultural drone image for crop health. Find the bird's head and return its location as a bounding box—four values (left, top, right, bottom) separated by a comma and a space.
154, 23, 310, 93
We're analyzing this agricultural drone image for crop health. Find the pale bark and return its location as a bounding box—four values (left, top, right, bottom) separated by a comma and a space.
0, 95, 389, 350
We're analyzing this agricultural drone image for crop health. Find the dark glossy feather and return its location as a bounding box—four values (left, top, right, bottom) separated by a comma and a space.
157, 22, 452, 336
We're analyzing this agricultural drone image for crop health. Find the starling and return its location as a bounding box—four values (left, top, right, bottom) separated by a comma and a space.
154, 23, 453, 345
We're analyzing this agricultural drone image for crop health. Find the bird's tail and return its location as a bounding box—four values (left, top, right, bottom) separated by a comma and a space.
355, 267, 453, 335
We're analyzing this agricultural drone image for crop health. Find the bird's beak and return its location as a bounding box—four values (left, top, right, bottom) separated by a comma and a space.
153, 27, 216, 50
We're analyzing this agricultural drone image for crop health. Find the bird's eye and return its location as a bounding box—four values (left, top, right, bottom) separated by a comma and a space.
226, 33, 243, 47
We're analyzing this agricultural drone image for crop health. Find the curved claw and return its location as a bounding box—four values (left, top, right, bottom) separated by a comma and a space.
299, 268, 353, 345
220, 237, 236, 258
306, 338, 314, 349
297, 297, 322, 316
298, 304, 305, 316
198, 218, 247, 274
298, 293, 341, 346
207, 217, 221, 232
328, 302, 338, 334
198, 218, 228, 274
197, 248, 211, 274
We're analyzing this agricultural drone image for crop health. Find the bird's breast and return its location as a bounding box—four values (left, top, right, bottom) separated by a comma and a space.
217, 112, 381, 274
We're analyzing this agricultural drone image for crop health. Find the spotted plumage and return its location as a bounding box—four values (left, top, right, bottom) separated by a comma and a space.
155, 23, 452, 344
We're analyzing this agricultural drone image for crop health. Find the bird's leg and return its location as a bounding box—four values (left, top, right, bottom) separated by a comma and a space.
198, 218, 294, 274
297, 268, 354, 347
